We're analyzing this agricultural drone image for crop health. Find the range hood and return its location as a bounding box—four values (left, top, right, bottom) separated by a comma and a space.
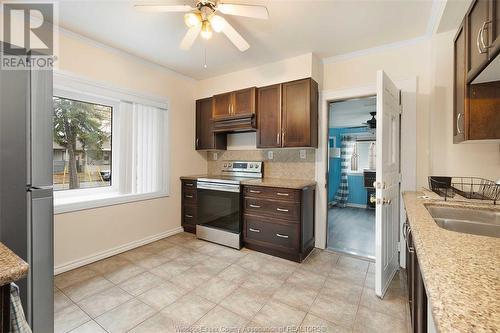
213, 114, 256, 133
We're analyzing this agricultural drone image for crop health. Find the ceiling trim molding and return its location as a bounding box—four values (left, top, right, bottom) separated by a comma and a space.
55, 25, 197, 82
426, 0, 448, 36
321, 35, 429, 64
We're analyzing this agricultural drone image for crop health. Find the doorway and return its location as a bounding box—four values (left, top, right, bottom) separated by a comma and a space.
327, 96, 377, 260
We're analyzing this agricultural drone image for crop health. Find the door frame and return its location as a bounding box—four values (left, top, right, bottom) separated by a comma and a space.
315, 77, 417, 268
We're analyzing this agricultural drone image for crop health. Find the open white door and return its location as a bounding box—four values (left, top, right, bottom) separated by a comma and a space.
375, 70, 401, 298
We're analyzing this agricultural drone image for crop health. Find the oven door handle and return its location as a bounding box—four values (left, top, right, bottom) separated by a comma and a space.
197, 182, 241, 193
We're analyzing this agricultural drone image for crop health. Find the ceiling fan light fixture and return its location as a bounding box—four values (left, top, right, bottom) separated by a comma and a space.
184, 12, 201, 28
210, 15, 225, 33
200, 20, 213, 40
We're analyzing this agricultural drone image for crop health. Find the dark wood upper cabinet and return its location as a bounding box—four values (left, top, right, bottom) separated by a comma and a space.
454, 21, 467, 143
212, 88, 256, 120
233, 88, 256, 116
196, 98, 226, 150
212, 92, 232, 120
467, 0, 490, 80
257, 84, 281, 148
282, 78, 318, 148
454, 0, 500, 143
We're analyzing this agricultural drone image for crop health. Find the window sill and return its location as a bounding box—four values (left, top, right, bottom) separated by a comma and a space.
54, 191, 169, 214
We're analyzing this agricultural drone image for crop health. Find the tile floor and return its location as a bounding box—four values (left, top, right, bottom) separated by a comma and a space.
54, 232, 410, 333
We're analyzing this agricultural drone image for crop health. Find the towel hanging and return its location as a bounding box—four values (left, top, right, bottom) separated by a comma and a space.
10, 284, 31, 333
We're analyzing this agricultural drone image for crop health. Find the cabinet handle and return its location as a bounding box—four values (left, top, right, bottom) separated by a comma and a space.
276, 208, 289, 212
276, 132, 280, 144
276, 192, 289, 196
456, 113, 463, 135
477, 22, 488, 54
249, 228, 261, 233
249, 190, 261, 194
196, 138, 199, 148
282, 128, 286, 144
276, 233, 289, 239
185, 214, 193, 218
480, 20, 493, 51
185, 195, 193, 199
185, 183, 194, 187
249, 204, 261, 208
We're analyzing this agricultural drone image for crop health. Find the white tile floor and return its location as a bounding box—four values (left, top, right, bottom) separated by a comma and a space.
54, 232, 410, 333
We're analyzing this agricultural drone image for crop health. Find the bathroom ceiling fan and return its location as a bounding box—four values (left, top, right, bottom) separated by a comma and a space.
134, 0, 269, 52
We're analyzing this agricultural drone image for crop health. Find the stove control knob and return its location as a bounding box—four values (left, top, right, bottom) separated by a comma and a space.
228, 163, 232, 167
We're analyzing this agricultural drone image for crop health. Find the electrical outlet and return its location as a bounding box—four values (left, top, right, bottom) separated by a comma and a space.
267, 151, 274, 160
300, 149, 306, 159
213, 152, 218, 160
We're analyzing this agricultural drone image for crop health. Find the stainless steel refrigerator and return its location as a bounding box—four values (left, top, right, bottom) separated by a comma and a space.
0, 47, 54, 332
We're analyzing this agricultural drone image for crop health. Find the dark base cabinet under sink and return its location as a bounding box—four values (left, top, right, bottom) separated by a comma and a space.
242, 185, 315, 262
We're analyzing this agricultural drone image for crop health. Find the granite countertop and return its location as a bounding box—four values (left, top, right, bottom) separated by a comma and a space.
180, 175, 315, 189
403, 190, 500, 333
0, 242, 29, 286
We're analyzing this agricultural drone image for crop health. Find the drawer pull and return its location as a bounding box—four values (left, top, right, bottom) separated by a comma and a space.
185, 195, 193, 199
276, 233, 289, 239
276, 208, 289, 212
185, 214, 193, 218
249, 204, 261, 208
185, 183, 194, 187
249, 228, 261, 233
276, 192, 289, 196
249, 190, 261, 194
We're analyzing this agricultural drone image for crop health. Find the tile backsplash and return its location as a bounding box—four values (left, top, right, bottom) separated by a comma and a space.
207, 149, 316, 180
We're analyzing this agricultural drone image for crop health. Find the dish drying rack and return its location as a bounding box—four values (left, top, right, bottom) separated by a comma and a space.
428, 176, 500, 205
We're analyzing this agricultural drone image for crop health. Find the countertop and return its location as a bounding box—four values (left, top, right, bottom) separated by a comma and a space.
403, 190, 500, 333
180, 175, 316, 189
0, 242, 29, 286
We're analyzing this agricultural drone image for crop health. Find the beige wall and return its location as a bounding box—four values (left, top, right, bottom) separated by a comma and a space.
54, 33, 206, 270
322, 34, 499, 187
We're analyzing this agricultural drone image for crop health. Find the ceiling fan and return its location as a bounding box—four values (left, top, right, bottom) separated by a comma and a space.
362, 112, 377, 129
134, 1, 269, 52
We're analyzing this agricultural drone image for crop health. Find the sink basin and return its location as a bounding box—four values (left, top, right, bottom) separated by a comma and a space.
425, 205, 500, 238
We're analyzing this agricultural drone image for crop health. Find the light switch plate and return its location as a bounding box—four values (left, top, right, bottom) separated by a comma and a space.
300, 149, 306, 159
267, 151, 274, 160
213, 152, 218, 160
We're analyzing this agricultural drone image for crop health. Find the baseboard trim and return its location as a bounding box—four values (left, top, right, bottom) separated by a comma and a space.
54, 226, 184, 275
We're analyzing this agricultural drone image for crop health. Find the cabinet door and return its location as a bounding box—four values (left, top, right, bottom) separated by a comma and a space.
468, 81, 500, 140
467, 0, 490, 80
454, 22, 466, 143
212, 92, 232, 119
282, 78, 318, 147
489, 0, 500, 57
196, 98, 226, 150
257, 84, 281, 148
232, 87, 256, 116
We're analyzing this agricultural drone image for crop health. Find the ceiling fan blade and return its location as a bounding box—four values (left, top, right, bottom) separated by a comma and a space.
180, 25, 201, 50
217, 3, 269, 19
221, 18, 250, 51
134, 2, 195, 12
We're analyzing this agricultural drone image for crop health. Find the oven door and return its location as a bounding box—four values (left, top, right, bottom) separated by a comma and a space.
196, 182, 241, 248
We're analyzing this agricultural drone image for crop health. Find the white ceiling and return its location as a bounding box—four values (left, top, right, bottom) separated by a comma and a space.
329, 96, 376, 128
57, 0, 435, 79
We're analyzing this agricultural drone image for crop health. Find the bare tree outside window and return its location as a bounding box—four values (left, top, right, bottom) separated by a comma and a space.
53, 96, 112, 191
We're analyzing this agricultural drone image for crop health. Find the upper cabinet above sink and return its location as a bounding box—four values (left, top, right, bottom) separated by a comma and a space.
453, 0, 500, 143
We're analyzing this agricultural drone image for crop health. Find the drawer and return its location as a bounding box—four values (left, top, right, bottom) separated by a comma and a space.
244, 186, 300, 202
182, 188, 197, 204
244, 215, 299, 250
182, 205, 197, 226
244, 198, 300, 221
182, 180, 197, 190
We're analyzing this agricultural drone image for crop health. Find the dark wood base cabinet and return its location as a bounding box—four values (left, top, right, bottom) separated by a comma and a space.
242, 185, 315, 262
181, 180, 197, 234
405, 219, 428, 333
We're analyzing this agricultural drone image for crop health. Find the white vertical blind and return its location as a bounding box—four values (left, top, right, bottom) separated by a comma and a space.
117, 102, 168, 195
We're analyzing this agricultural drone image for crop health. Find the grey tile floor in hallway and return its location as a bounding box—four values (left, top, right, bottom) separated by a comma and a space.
54, 232, 409, 333
328, 207, 376, 259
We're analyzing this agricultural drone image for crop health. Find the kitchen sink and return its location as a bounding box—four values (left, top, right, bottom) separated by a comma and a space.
425, 205, 500, 238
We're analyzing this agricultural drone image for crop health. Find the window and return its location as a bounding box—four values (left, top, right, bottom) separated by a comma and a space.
351, 141, 375, 172
53, 72, 169, 214
53, 97, 113, 191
